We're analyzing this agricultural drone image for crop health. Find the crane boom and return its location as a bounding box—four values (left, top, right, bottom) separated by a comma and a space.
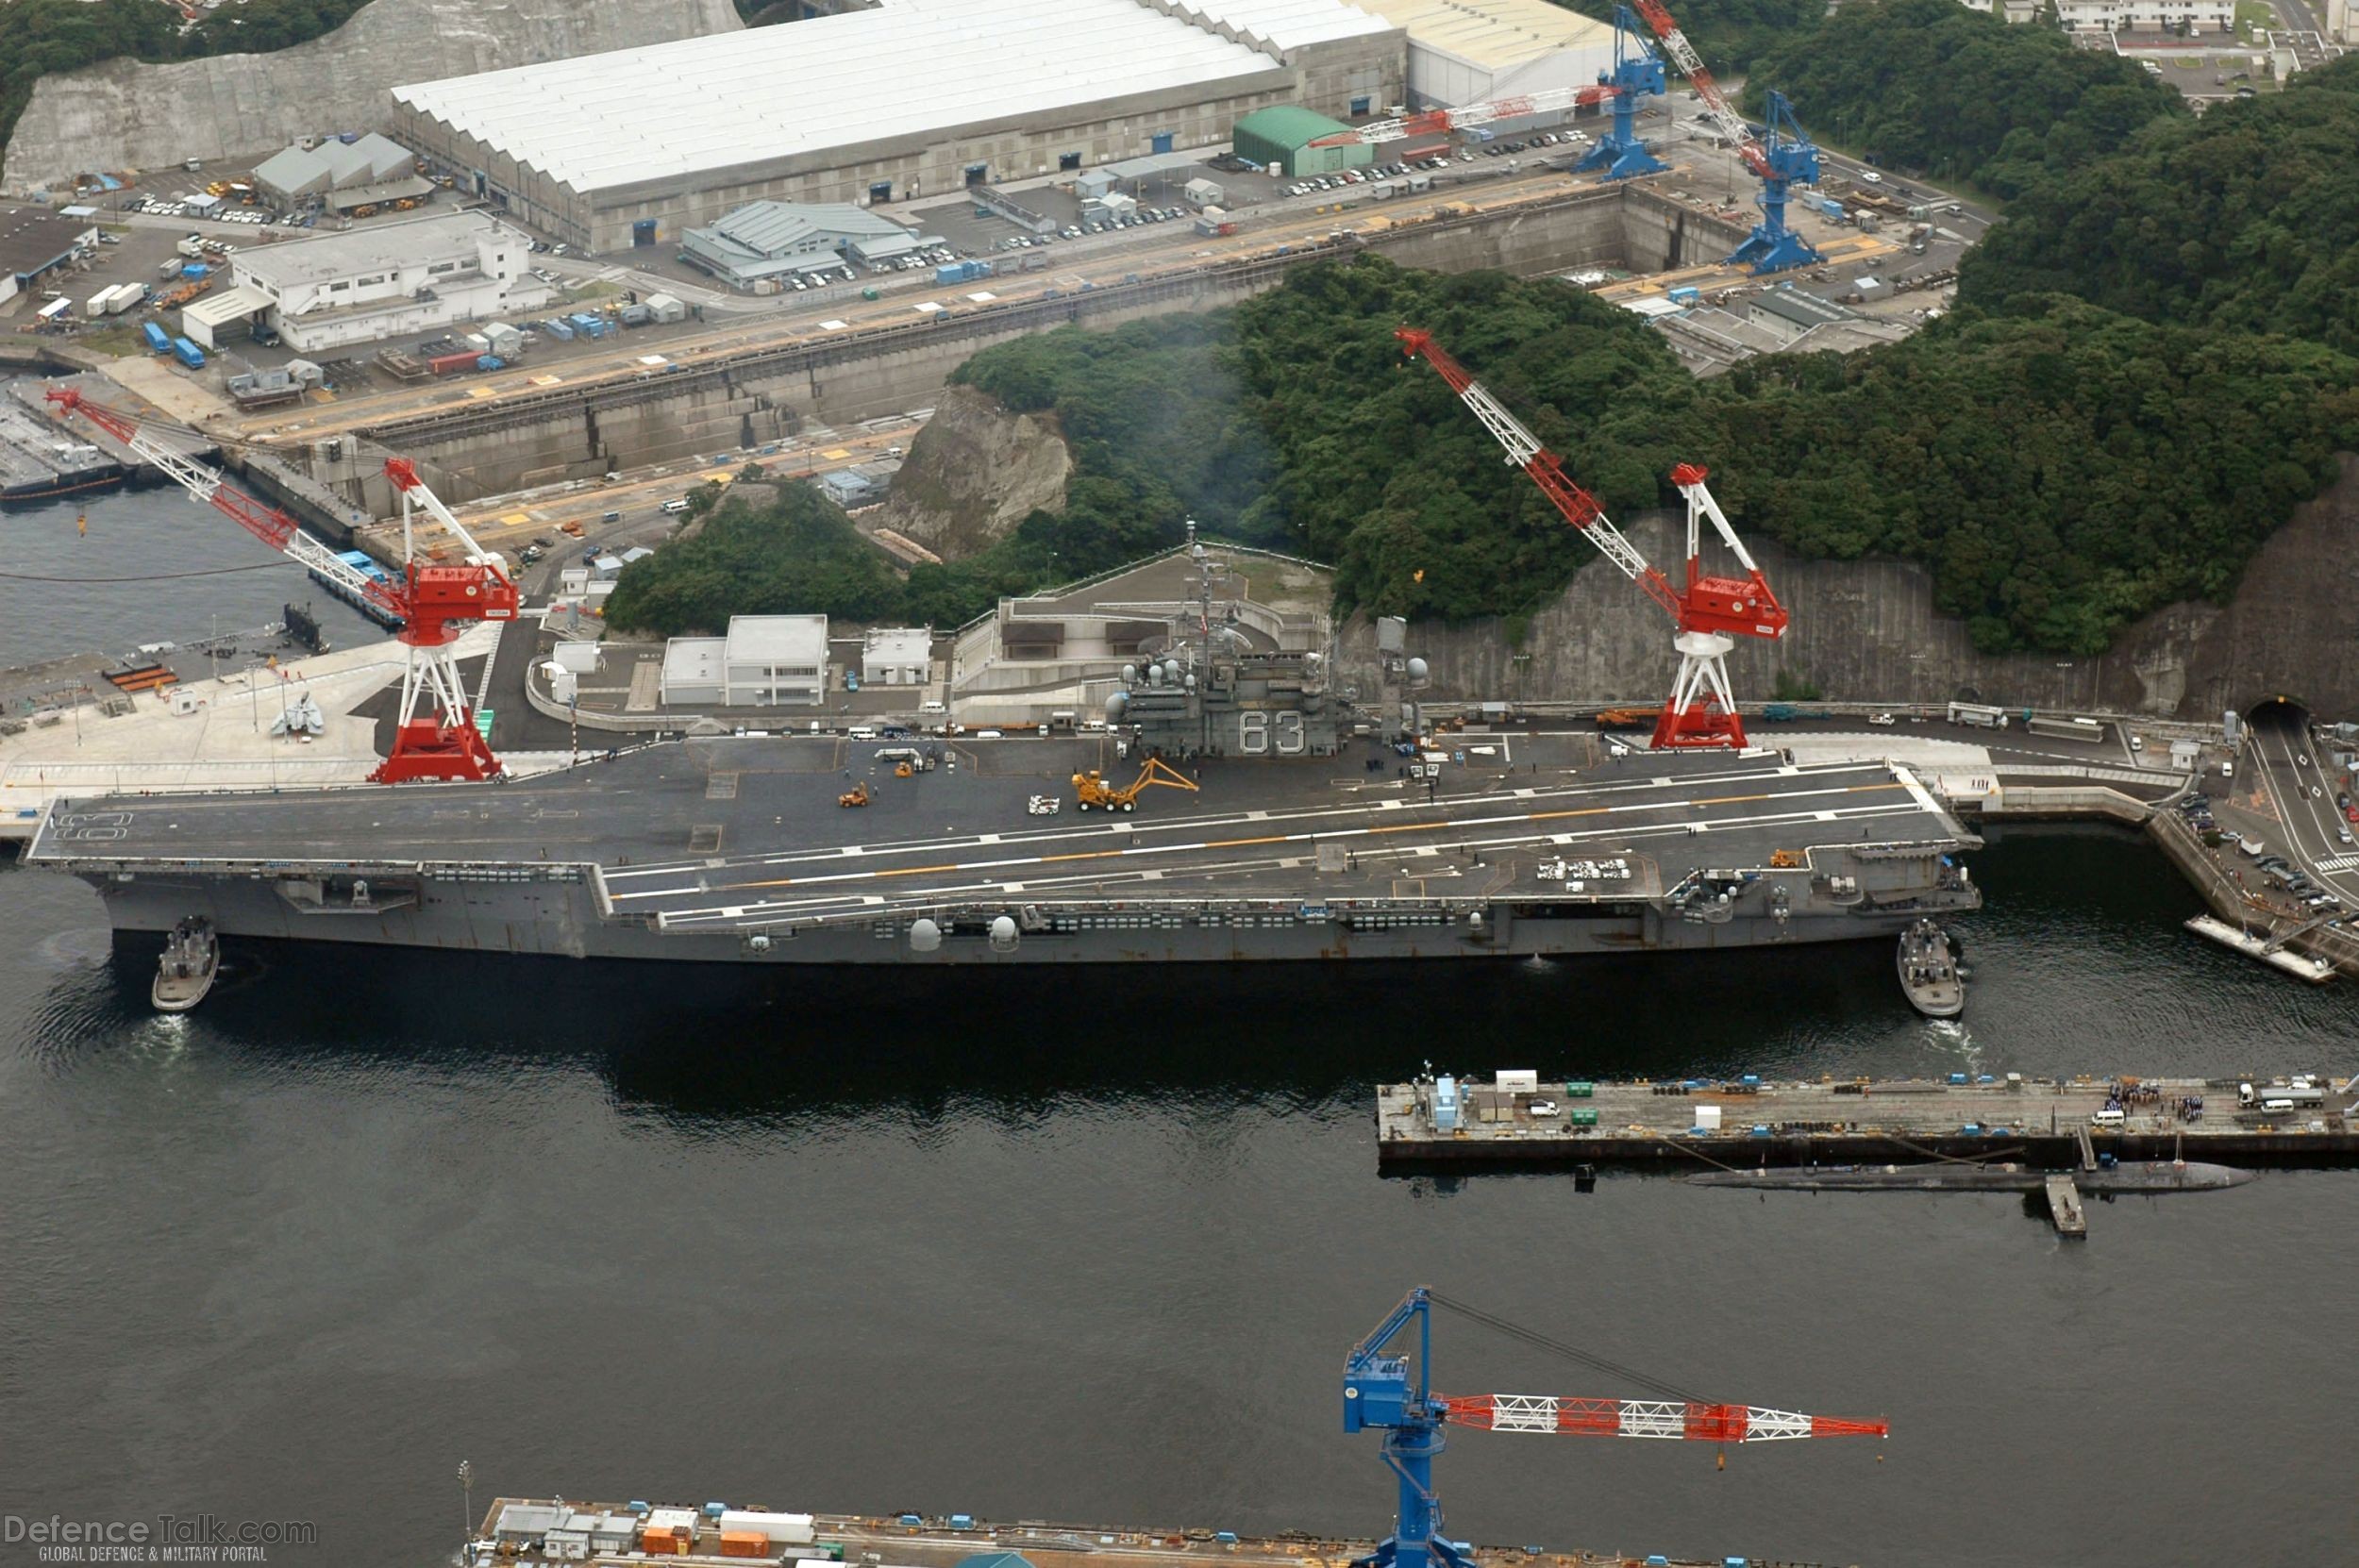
1446, 1393, 1886, 1442
1345, 1290, 1885, 1568
1628, 0, 1765, 177
1393, 326, 1678, 620
43, 390, 404, 621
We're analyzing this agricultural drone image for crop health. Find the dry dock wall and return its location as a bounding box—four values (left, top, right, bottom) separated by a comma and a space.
348, 186, 1703, 498
1337, 453, 2359, 723
3, 0, 743, 191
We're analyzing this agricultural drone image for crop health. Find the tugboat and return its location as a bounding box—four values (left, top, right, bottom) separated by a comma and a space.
1898, 916, 1964, 1018
151, 916, 218, 1013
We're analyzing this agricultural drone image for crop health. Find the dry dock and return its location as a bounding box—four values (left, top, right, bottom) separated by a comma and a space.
467, 1501, 1768, 1568
1375, 1073, 2359, 1171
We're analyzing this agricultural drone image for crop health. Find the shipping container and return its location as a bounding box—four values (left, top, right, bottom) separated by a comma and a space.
85, 289, 113, 316
427, 349, 482, 375
142, 321, 172, 353
170, 337, 206, 369
542, 318, 576, 341
619, 303, 653, 327
104, 282, 145, 314
640, 1529, 687, 1556
36, 297, 72, 322
719, 1534, 769, 1560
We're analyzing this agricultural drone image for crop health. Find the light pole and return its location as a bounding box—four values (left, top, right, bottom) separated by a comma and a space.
459, 1460, 474, 1546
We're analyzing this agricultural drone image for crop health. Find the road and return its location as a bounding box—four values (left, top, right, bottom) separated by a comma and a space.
2244, 707, 2357, 903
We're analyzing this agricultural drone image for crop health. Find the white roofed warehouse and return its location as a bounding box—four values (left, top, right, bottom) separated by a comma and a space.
391, 0, 1404, 253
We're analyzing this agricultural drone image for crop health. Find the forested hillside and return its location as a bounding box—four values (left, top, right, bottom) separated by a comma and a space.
1960, 54, 2359, 353
1741, 0, 2183, 196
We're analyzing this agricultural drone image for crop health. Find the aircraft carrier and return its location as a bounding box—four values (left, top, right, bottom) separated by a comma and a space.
25, 725, 1979, 965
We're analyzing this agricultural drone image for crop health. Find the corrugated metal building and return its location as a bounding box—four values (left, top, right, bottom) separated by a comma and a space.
1233, 106, 1371, 176
681, 201, 942, 288
1352, 0, 1614, 108
392, 0, 1403, 252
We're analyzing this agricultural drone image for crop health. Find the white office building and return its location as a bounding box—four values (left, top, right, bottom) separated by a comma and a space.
230, 212, 554, 352
2042, 0, 2234, 29
661, 614, 829, 707
861, 626, 932, 687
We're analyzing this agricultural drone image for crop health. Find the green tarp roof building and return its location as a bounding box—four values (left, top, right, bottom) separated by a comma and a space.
1233, 105, 1372, 176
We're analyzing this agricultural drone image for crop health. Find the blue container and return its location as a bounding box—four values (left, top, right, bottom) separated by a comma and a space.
1949, 1072, 1968, 1085
704, 1503, 728, 1519
169, 336, 206, 370
1215, 1533, 1239, 1546
1740, 1074, 1761, 1086
627, 1502, 651, 1515
897, 1515, 922, 1527
182, 262, 209, 278
142, 321, 170, 353
949, 1515, 974, 1530
543, 318, 575, 341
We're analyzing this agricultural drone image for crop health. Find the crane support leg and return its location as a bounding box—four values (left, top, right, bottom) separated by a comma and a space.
371, 635, 501, 783
1574, 87, 1667, 180
1652, 630, 1748, 749
1726, 172, 1820, 275
1351, 1427, 1476, 1568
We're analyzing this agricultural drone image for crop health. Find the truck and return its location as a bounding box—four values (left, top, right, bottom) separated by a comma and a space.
170, 336, 206, 370
142, 321, 172, 354
1946, 701, 2010, 730
2238, 1078, 2325, 1109
176, 236, 206, 259
1193, 207, 1236, 236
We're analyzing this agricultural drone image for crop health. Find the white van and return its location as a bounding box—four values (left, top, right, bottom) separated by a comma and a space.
661, 498, 691, 515
2089, 1108, 2125, 1127
847, 725, 878, 741
919, 700, 946, 715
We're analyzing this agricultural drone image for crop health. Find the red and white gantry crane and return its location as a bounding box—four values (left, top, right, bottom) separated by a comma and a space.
46, 390, 519, 783
1394, 326, 1785, 749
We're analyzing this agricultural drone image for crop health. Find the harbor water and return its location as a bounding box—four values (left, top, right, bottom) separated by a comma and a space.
4, 490, 2355, 1568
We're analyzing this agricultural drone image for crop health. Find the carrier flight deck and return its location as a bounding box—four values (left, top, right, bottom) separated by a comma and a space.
29, 730, 1982, 965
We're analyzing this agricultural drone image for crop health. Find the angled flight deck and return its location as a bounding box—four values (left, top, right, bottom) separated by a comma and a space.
29, 732, 1981, 964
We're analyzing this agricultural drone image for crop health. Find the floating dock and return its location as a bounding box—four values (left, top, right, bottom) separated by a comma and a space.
466, 1501, 1743, 1568
1375, 1073, 2359, 1171
2183, 914, 2336, 983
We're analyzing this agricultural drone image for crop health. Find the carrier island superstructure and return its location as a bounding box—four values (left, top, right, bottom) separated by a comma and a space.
23, 554, 1981, 966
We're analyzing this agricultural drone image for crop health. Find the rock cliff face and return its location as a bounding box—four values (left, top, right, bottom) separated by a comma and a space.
1333, 454, 2359, 723
872, 385, 1072, 558
3, 0, 741, 190
888, 384, 2359, 720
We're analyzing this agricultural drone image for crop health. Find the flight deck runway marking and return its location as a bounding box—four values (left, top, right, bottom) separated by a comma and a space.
594, 759, 1898, 883
619, 782, 1916, 904
650, 800, 1936, 928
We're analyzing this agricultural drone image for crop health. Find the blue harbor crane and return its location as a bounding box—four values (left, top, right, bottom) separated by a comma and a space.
1722, 91, 1822, 275
1343, 1289, 1886, 1568
1574, 8, 1670, 182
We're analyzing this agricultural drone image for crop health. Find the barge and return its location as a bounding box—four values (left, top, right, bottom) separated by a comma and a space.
466, 1500, 1742, 1568
1376, 1072, 2359, 1171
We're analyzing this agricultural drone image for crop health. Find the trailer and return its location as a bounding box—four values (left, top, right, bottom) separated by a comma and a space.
170, 336, 207, 369
35, 298, 71, 323
102, 282, 146, 315
142, 321, 172, 353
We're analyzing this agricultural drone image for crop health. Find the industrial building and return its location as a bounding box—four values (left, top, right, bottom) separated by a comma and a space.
253, 133, 432, 213
861, 626, 933, 687
681, 201, 941, 290
1354, 0, 1615, 108
1233, 106, 1374, 176
2047, 0, 2234, 26
1743, 287, 1858, 345
660, 614, 830, 707
391, 0, 1403, 252
228, 212, 553, 353
0, 209, 93, 308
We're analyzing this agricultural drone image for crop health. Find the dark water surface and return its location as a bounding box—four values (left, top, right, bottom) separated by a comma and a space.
5, 488, 2353, 1567
4, 826, 2354, 1568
